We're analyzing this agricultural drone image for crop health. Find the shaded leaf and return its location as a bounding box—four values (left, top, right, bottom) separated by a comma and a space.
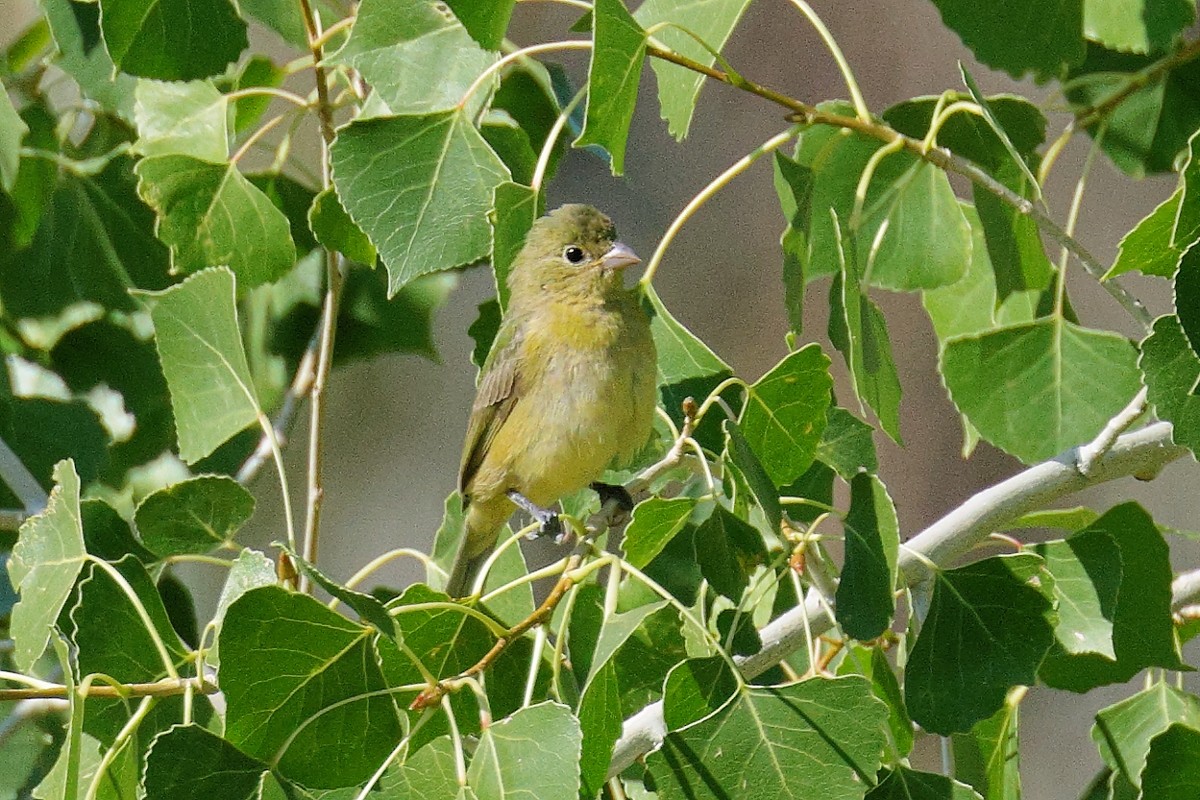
220, 586, 403, 788
0, 86, 27, 192
489, 181, 539, 309
815, 406, 878, 479
928, 0, 1085, 78
1140, 723, 1200, 799
906, 554, 1054, 734
308, 187, 375, 266
99, 0, 247, 81
143, 725, 267, 800
693, 505, 766, 601
836, 472, 898, 641
867, 767, 982, 800
134, 475, 254, 557
41, 0, 136, 120
662, 655, 739, 729
445, 0, 515, 50
723, 419, 781, 534
837, 644, 913, 757
951, 697, 1022, 800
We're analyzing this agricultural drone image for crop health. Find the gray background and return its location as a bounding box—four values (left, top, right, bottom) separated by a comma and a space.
3, 0, 1198, 794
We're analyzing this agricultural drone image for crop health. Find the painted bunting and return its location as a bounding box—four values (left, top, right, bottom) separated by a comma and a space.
445, 204, 658, 597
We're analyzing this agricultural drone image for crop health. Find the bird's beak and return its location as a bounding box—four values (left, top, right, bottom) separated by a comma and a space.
600, 241, 641, 271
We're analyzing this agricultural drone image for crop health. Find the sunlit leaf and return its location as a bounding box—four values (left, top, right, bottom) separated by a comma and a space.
139, 268, 260, 463
1084, 0, 1194, 55
7, 459, 85, 671
133, 79, 228, 161
468, 702, 582, 799
622, 496, 698, 569
738, 345, 831, 487
576, 0, 646, 175
1104, 189, 1185, 279
331, 110, 509, 295
1092, 683, 1200, 789
1139, 315, 1200, 457
0, 86, 27, 192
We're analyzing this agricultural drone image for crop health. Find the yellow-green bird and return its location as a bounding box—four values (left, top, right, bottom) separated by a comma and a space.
445, 204, 658, 598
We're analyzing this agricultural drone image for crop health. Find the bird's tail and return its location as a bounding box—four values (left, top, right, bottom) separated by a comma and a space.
443, 495, 508, 598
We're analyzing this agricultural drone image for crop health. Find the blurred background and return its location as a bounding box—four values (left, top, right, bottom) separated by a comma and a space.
2, 0, 1197, 794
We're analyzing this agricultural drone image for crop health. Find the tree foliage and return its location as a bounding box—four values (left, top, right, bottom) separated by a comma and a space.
1, 1, 1199, 798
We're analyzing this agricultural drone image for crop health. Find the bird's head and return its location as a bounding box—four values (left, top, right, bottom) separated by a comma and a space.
506, 204, 641, 305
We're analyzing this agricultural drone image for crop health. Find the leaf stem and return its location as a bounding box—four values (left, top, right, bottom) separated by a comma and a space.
639, 126, 799, 286
531, 89, 585, 192
223, 86, 311, 108
256, 410, 299, 558
457, 40, 593, 112
782, 0, 869, 121
85, 696, 156, 800
85, 557, 180, 681
1074, 36, 1200, 129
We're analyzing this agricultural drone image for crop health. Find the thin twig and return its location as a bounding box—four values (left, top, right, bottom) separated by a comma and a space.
0, 435, 47, 515
642, 45, 1153, 331
1074, 37, 1200, 130
0, 677, 216, 702
298, 0, 346, 592
236, 333, 319, 485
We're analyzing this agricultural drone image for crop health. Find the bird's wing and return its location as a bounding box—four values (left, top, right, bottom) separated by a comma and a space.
458, 321, 523, 497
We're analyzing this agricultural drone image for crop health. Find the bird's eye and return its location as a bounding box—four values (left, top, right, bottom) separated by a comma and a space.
563, 245, 585, 264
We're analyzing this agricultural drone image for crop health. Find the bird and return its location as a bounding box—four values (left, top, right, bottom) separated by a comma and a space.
444, 204, 658, 598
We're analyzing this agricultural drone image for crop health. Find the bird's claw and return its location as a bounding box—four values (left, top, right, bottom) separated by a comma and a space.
507, 490, 565, 542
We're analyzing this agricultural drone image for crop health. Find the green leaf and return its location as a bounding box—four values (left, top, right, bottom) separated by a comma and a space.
229, 55, 286, 134
692, 505, 766, 601
634, 0, 751, 140
905, 554, 1054, 734
837, 472, 899, 641
829, 221, 903, 442
928, 0, 1085, 78
0, 158, 172, 318
1038, 503, 1186, 691
792, 107, 885, 281
622, 496, 698, 569
1010, 506, 1100, 531
133, 475, 255, 557
489, 181, 539, 310
468, 702, 582, 799
133, 79, 229, 161
662, 655, 739, 729
65, 555, 200, 744
974, 163, 1055, 300
1034, 530, 1119, 659
7, 459, 85, 671
1104, 189, 1186, 279
815, 406, 878, 479
1083, 0, 1195, 54
867, 767, 983, 800
331, 110, 509, 295
283, 548, 397, 636
308, 187, 376, 266
333, 0, 497, 115
1139, 314, 1200, 456
206, 549, 276, 669
723, 419, 781, 534
135, 155, 297, 286
220, 586, 403, 788
479, 529, 534, 628
858, 160, 973, 291
577, 602, 675, 797
0, 86, 27, 192
1066, 45, 1200, 176
0, 396, 109, 491
738, 344, 831, 487
648, 676, 887, 799
41, 0, 136, 120
98, 0, 247, 80
836, 644, 913, 757
1092, 683, 1200, 789
951, 697, 1022, 800
140, 268, 259, 463
444, 0, 515, 50
576, 0, 646, 175
376, 736, 459, 798
773, 151, 812, 335
1140, 723, 1200, 799
143, 725, 267, 800
236, 0, 307, 48
940, 318, 1141, 463
1176, 243, 1200, 355
1176, 131, 1200, 247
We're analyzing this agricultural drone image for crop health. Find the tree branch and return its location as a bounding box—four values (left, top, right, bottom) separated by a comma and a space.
0, 677, 216, 702
608, 421, 1188, 778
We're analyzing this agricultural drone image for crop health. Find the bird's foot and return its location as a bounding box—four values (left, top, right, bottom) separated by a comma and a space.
507, 490, 565, 542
